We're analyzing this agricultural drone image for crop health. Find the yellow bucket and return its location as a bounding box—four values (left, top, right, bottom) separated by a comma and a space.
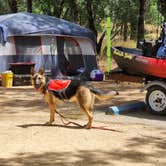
1, 71, 14, 88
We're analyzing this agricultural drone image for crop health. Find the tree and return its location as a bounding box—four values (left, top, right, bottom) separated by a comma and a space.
1, 0, 161, 56
86, 0, 97, 37
83, 0, 109, 54
27, 0, 32, 13
137, 0, 148, 48
0, 0, 10, 14
108, 0, 140, 41
8, 0, 18, 13
158, 0, 166, 21
69, 0, 79, 23
53, 0, 65, 18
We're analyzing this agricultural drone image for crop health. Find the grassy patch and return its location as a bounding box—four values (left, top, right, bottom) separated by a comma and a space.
112, 40, 136, 48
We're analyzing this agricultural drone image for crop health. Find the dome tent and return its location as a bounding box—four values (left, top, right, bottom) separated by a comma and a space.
0, 12, 98, 79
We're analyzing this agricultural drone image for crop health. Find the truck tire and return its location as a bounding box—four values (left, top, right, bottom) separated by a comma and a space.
146, 85, 166, 115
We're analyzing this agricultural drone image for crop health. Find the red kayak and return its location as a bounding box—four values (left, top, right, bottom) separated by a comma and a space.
112, 47, 166, 79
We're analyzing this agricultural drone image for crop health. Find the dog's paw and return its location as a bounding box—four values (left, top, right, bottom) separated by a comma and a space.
83, 124, 92, 129
115, 91, 119, 95
44, 122, 53, 126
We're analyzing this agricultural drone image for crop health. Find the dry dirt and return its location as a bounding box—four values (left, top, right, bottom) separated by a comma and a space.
0, 80, 166, 166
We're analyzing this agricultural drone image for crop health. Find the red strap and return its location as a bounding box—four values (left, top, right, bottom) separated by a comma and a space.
55, 110, 120, 132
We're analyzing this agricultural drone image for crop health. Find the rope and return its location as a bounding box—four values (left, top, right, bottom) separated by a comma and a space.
55, 109, 120, 132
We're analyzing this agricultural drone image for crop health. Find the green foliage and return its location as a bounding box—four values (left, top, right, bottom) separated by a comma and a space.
157, 0, 166, 21
145, 0, 163, 25
0, 0, 10, 14
0, 0, 161, 32
0, 0, 164, 54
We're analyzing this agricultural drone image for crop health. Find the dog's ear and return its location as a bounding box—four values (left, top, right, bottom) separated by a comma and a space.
38, 68, 44, 75
30, 67, 35, 76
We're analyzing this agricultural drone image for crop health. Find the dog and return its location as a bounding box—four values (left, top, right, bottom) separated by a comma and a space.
31, 68, 118, 129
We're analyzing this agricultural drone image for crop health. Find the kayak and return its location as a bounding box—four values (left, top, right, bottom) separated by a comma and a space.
112, 46, 166, 79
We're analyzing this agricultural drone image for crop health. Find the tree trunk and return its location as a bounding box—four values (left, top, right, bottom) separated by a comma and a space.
130, 22, 137, 40
136, 0, 148, 48
97, 31, 106, 55
47, 0, 52, 15
53, 0, 65, 18
69, 0, 79, 23
86, 0, 97, 38
8, 0, 18, 13
123, 22, 128, 41
27, 0, 32, 13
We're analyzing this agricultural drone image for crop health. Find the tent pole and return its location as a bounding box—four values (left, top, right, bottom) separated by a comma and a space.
106, 17, 111, 73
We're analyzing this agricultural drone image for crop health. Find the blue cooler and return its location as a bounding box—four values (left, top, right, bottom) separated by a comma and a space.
90, 69, 104, 81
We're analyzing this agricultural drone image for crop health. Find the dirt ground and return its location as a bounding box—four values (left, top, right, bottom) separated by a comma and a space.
0, 80, 166, 166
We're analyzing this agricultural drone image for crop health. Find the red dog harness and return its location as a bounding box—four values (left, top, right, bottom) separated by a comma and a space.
48, 80, 71, 91
47, 79, 81, 100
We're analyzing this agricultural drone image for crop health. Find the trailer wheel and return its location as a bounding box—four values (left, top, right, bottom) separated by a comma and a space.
146, 86, 166, 115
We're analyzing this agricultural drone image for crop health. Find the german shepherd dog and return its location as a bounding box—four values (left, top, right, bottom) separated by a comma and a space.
31, 68, 118, 129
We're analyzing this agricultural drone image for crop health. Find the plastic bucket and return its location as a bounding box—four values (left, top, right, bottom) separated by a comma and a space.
1, 71, 14, 88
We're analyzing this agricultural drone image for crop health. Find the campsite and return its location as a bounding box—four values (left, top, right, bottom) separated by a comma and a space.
0, 80, 166, 166
0, 1, 166, 166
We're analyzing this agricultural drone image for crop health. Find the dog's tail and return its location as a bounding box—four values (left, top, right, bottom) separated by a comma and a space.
89, 86, 119, 101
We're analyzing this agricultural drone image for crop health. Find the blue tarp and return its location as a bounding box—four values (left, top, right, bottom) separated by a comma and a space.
0, 12, 96, 43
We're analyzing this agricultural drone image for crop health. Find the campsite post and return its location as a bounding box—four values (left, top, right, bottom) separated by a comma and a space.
106, 17, 111, 73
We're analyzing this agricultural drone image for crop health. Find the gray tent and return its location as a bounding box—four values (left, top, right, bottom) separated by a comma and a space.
0, 12, 98, 79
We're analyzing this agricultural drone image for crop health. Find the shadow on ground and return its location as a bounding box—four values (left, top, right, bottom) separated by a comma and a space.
0, 139, 166, 166
0, 83, 165, 122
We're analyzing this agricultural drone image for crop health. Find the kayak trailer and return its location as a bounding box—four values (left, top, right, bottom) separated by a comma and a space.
108, 46, 166, 115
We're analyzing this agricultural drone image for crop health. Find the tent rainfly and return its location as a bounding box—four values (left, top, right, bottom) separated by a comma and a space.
0, 12, 98, 79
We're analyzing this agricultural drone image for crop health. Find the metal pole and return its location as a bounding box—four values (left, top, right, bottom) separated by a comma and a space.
106, 17, 111, 72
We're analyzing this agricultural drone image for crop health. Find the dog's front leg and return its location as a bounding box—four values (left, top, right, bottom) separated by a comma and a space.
45, 104, 55, 125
